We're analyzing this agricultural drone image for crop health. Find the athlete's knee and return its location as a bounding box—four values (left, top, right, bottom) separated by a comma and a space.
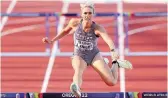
106, 79, 117, 86
73, 65, 83, 70
73, 65, 84, 72
73, 65, 85, 76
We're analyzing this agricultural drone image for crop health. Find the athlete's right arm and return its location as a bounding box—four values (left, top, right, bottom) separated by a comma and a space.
42, 18, 79, 44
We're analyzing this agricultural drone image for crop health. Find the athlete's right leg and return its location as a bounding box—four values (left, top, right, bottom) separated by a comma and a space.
71, 55, 87, 87
70, 55, 87, 98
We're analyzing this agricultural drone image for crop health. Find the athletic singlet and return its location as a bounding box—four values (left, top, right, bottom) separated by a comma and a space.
73, 20, 99, 65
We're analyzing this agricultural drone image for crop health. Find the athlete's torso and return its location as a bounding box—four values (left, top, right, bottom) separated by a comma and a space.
73, 20, 99, 57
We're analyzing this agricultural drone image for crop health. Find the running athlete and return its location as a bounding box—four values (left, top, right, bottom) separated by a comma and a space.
42, 1, 132, 98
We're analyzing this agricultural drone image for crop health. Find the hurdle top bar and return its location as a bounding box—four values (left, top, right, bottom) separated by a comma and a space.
0, 12, 167, 17
0, 12, 120, 17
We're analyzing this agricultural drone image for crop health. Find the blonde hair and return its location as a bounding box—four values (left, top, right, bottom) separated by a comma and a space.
80, 1, 95, 13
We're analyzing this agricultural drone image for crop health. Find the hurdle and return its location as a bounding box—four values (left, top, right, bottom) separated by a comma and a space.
1, 12, 121, 57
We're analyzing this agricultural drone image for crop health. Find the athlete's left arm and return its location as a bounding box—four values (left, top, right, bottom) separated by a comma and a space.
95, 24, 118, 60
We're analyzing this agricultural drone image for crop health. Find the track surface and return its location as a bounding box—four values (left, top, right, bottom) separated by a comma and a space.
1, 1, 167, 92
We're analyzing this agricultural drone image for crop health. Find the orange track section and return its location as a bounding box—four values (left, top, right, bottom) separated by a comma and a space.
1, 1, 167, 93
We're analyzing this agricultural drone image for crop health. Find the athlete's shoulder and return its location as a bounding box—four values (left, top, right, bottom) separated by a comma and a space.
68, 18, 80, 27
94, 23, 105, 31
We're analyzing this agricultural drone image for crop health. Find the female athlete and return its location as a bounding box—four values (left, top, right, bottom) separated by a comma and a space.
42, 1, 132, 98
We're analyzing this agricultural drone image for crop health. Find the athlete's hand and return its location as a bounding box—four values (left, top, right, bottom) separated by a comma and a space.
42, 37, 53, 44
111, 51, 119, 61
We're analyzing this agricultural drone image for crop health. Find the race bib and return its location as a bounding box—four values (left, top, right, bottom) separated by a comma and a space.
75, 40, 93, 51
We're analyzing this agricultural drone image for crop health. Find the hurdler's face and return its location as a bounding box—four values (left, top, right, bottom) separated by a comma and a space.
81, 7, 93, 21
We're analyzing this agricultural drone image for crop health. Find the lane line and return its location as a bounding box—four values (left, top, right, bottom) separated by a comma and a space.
40, 1, 69, 92
0, 0, 17, 93
117, 1, 125, 95
127, 23, 166, 36
0, 0, 17, 32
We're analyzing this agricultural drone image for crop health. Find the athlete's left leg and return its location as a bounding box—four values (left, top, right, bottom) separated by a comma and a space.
91, 53, 118, 86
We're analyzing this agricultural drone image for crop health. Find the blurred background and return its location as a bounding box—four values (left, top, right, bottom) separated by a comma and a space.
1, 0, 167, 93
